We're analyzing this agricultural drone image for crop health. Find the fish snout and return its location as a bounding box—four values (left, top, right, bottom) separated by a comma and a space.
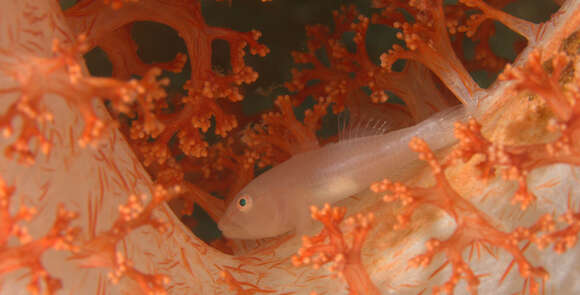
218, 215, 246, 238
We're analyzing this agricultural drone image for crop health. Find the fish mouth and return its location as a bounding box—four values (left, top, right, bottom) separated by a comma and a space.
218, 216, 250, 239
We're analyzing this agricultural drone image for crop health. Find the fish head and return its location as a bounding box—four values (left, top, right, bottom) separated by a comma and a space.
218, 185, 288, 239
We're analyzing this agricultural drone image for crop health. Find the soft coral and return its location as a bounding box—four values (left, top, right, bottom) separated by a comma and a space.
64, 0, 269, 164
371, 137, 551, 295
0, 35, 168, 164
375, 0, 482, 105
0, 177, 79, 295
292, 204, 379, 295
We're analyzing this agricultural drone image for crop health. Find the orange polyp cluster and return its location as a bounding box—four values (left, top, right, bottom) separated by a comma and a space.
500, 51, 574, 121
244, 95, 325, 156
55, 0, 273, 227
451, 119, 540, 210
376, 0, 483, 106
66, 185, 178, 293
292, 204, 380, 295
285, 4, 459, 124
0, 33, 171, 164
118, 194, 147, 222
458, 0, 538, 42
0, 177, 80, 295
63, 0, 270, 167
448, 50, 580, 210
107, 250, 171, 295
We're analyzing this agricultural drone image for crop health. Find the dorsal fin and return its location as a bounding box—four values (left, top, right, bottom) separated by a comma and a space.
338, 111, 392, 141
338, 89, 398, 141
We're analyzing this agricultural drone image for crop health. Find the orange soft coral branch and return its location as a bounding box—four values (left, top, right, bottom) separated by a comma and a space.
292, 204, 380, 295
65, 0, 269, 166
163, 92, 323, 209
108, 251, 170, 295
443, 2, 512, 74
288, 5, 452, 122
70, 185, 179, 294
542, 207, 580, 253
285, 7, 362, 110
371, 137, 555, 295
183, 94, 328, 204
500, 50, 573, 121
163, 131, 257, 209
372, 61, 453, 121
450, 119, 544, 209
243, 95, 325, 162
206, 146, 259, 203
193, 92, 331, 205
541, 1, 580, 57
376, 0, 481, 105
218, 269, 276, 295
104, 0, 139, 10
177, 182, 226, 221
448, 51, 580, 209
95, 24, 187, 80
0, 35, 169, 164
0, 177, 79, 295
458, 0, 539, 42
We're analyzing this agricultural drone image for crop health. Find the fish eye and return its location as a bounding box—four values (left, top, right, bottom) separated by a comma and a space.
236, 194, 253, 212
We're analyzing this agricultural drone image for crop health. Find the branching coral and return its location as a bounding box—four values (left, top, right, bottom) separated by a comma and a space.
176, 93, 330, 206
